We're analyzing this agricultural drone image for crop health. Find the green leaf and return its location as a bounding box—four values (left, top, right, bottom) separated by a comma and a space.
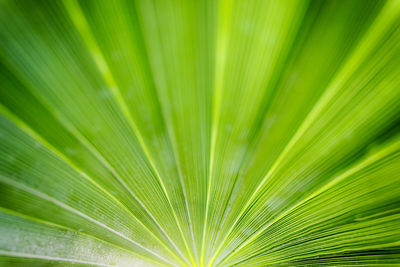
0, 0, 399, 266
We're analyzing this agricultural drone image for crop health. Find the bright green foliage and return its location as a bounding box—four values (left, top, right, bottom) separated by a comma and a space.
0, 0, 400, 266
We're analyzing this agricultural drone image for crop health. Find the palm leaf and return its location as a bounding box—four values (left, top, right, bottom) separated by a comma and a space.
0, 0, 399, 266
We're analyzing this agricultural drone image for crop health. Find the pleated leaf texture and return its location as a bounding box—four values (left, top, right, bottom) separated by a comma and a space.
1, 0, 400, 266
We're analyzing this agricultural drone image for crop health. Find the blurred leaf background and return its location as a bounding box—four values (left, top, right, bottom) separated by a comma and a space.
0, 0, 400, 266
